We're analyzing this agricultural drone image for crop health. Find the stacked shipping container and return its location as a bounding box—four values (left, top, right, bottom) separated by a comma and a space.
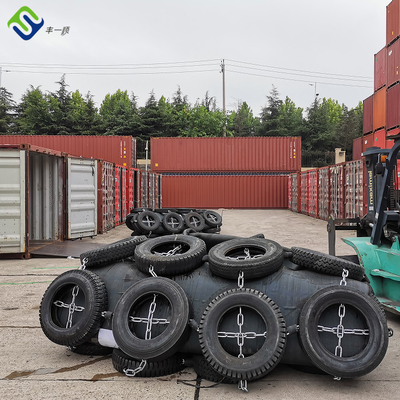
0, 136, 162, 233
361, 0, 400, 149
152, 137, 301, 209
289, 160, 365, 221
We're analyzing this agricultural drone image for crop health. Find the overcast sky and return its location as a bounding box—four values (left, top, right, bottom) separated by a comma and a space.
1, 0, 390, 115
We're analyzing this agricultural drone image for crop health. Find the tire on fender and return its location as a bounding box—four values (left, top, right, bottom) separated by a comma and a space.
134, 235, 206, 276
136, 211, 161, 233
299, 286, 389, 378
112, 348, 185, 377
184, 211, 206, 232
162, 212, 185, 234
198, 288, 287, 381
202, 210, 222, 228
208, 238, 284, 280
39, 270, 108, 347
291, 247, 365, 281
80, 236, 147, 268
112, 277, 191, 361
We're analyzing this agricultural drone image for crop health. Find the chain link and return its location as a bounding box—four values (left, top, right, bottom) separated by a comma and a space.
238, 271, 244, 289
53, 285, 85, 329
340, 269, 349, 286
149, 265, 158, 277
154, 245, 182, 257
130, 316, 170, 325
227, 247, 263, 261
124, 359, 148, 377
78, 257, 88, 271
144, 294, 157, 340
238, 379, 248, 392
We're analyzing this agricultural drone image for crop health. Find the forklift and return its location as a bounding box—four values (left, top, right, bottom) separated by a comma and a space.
328, 134, 400, 314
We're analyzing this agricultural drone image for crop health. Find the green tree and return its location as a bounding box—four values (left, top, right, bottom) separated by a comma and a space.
0, 87, 16, 134
228, 101, 258, 136
258, 85, 282, 136
277, 96, 304, 137
99, 89, 137, 136
184, 105, 226, 137
50, 74, 73, 135
17, 86, 50, 135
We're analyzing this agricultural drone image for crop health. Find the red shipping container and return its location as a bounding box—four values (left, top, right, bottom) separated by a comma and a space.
151, 137, 301, 173
374, 47, 387, 92
373, 129, 387, 149
120, 166, 127, 222
352, 137, 362, 160
162, 174, 289, 209
307, 170, 319, 218
329, 165, 345, 219
373, 87, 387, 131
387, 127, 400, 136
318, 167, 330, 220
387, 0, 400, 46
288, 173, 300, 213
0, 135, 136, 168
362, 132, 375, 153
387, 38, 400, 88
387, 83, 400, 129
300, 172, 308, 215
115, 166, 121, 225
97, 161, 115, 234
363, 95, 374, 134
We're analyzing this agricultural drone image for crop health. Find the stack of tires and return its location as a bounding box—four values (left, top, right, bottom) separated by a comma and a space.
125, 208, 222, 237
39, 233, 391, 390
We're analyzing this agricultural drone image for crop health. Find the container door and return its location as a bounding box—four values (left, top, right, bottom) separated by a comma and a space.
67, 158, 97, 239
0, 149, 26, 253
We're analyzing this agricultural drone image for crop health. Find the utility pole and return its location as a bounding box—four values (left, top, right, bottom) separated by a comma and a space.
220, 59, 226, 136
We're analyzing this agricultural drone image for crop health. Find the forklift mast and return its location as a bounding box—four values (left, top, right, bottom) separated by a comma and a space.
362, 135, 400, 245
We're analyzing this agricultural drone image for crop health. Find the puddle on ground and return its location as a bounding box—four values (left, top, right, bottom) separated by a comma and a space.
5, 371, 34, 380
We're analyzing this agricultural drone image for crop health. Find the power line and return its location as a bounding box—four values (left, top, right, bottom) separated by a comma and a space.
226, 59, 373, 81
229, 69, 372, 89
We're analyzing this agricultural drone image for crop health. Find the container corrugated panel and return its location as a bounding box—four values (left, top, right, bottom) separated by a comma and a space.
345, 161, 364, 219
387, 38, 400, 88
127, 169, 135, 212
67, 157, 97, 239
0, 149, 27, 254
373, 129, 386, 149
307, 170, 319, 218
387, 127, 400, 136
329, 165, 345, 219
318, 167, 330, 220
288, 174, 296, 212
162, 173, 289, 209
151, 137, 301, 172
374, 47, 387, 92
300, 172, 308, 215
373, 87, 387, 131
29, 152, 64, 241
149, 173, 156, 210
157, 173, 163, 208
121, 166, 127, 222
387, 0, 400, 46
387, 83, 400, 130
141, 171, 149, 208
352, 137, 362, 160
363, 95, 374, 134
115, 166, 121, 225
136, 169, 142, 208
97, 161, 115, 234
0, 135, 136, 168
362, 132, 375, 153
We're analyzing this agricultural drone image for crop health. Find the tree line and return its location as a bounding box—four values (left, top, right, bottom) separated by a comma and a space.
0, 75, 363, 166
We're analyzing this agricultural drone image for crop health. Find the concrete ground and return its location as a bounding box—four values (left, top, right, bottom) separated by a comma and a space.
1, 209, 399, 400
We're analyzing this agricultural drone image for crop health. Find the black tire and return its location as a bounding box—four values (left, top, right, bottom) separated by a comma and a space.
80, 236, 147, 268
125, 213, 137, 231
198, 288, 287, 381
112, 348, 185, 377
136, 211, 161, 233
192, 355, 238, 384
291, 247, 365, 281
131, 207, 151, 213
154, 208, 177, 214
69, 342, 113, 356
39, 270, 107, 347
299, 286, 389, 378
162, 212, 185, 234
184, 212, 206, 232
134, 235, 207, 276
202, 210, 222, 228
208, 238, 284, 280
112, 277, 191, 361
